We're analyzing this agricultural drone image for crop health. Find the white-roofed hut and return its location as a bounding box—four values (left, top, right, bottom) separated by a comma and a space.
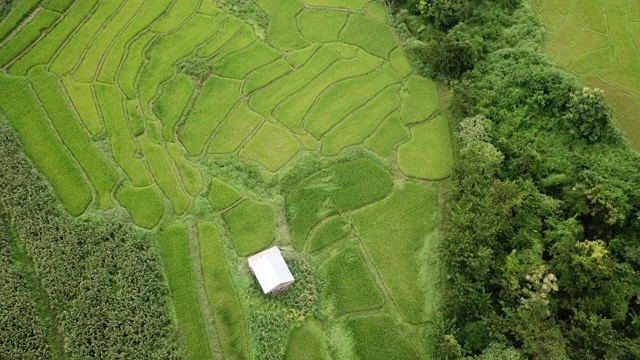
247, 246, 294, 294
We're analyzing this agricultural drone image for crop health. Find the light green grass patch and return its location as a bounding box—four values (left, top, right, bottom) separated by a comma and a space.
178, 76, 241, 155
154, 74, 195, 142
400, 75, 439, 125
223, 199, 275, 256
0, 74, 91, 216
319, 244, 384, 315
197, 16, 242, 58
61, 77, 103, 136
243, 58, 293, 95
208, 178, 242, 211
239, 122, 300, 171
28, 66, 119, 210
297, 133, 319, 150
147, 120, 162, 143
214, 40, 281, 79
167, 143, 204, 196
327, 42, 358, 59
347, 315, 420, 360
364, 114, 409, 157
46, 0, 74, 12
322, 84, 400, 156
138, 136, 190, 215
151, 0, 200, 33
9, 0, 96, 76
0, 0, 41, 42
285, 320, 327, 360
256, 0, 309, 51
390, 47, 412, 78
208, 103, 263, 154
197, 222, 251, 360
115, 183, 164, 229
156, 225, 210, 359
351, 181, 437, 323
208, 26, 257, 65
249, 45, 338, 117
285, 43, 321, 68
308, 216, 351, 252
304, 64, 400, 138
275, 57, 374, 133
0, 9, 59, 67
286, 158, 393, 249
367, 2, 388, 20
117, 31, 156, 99
397, 116, 453, 180
125, 100, 145, 137
304, 0, 370, 10
298, 9, 348, 43
95, 83, 151, 187
339, 14, 397, 59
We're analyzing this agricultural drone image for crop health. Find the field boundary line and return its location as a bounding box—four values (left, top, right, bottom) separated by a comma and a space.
0, 5, 42, 48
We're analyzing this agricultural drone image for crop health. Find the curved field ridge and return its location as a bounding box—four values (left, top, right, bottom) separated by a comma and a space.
532, 0, 640, 148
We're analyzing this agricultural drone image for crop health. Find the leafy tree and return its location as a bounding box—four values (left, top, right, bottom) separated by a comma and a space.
564, 88, 619, 144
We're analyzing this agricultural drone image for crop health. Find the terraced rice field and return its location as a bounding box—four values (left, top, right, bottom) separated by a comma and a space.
532, 0, 640, 148
0, 0, 453, 358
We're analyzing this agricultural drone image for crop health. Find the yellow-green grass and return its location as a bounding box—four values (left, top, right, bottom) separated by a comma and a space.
400, 75, 439, 125
198, 0, 220, 16
367, 2, 388, 20
297, 9, 348, 43
304, 0, 370, 10
28, 66, 119, 209
389, 47, 411, 78
73, 0, 145, 82
222, 199, 275, 256
397, 116, 454, 180
327, 42, 358, 59
9, 0, 96, 76
46, 0, 74, 12
196, 16, 242, 58
285, 43, 321, 69
308, 216, 350, 252
213, 40, 281, 79
339, 14, 397, 59
49, 0, 124, 76
304, 64, 400, 138
61, 76, 103, 135
347, 315, 420, 360
285, 320, 327, 360
0, 74, 91, 216
153, 74, 195, 142
297, 133, 319, 150
239, 122, 300, 171
197, 222, 251, 360
275, 57, 375, 133
117, 31, 156, 99
322, 84, 400, 156
94, 83, 152, 187
151, 0, 199, 33
0, 0, 41, 42
178, 76, 241, 155
97, 0, 173, 83
139, 14, 218, 117
208, 103, 263, 154
115, 183, 164, 229
249, 45, 338, 117
208, 178, 242, 211
319, 244, 384, 315
286, 158, 393, 249
138, 135, 190, 215
207, 26, 257, 65
0, 8, 58, 67
351, 181, 437, 323
364, 114, 409, 157
156, 225, 210, 359
147, 120, 162, 143
243, 58, 293, 95
125, 100, 145, 137
256, 0, 309, 51
167, 143, 204, 196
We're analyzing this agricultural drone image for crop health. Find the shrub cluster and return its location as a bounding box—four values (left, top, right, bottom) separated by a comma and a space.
0, 120, 180, 358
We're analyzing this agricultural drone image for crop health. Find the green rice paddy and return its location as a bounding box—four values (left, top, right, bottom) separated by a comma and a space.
0, 0, 453, 358
532, 0, 640, 148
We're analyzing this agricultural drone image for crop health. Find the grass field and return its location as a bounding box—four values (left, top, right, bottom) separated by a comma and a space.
0, 0, 452, 357
532, 0, 640, 148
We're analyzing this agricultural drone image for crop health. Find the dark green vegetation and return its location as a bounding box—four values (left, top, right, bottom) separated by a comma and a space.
0, 121, 178, 358
394, 0, 640, 358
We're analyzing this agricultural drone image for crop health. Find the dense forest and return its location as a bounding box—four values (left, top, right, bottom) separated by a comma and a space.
392, 0, 640, 358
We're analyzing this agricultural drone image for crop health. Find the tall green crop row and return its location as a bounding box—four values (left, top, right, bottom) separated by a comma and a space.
0, 120, 180, 358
